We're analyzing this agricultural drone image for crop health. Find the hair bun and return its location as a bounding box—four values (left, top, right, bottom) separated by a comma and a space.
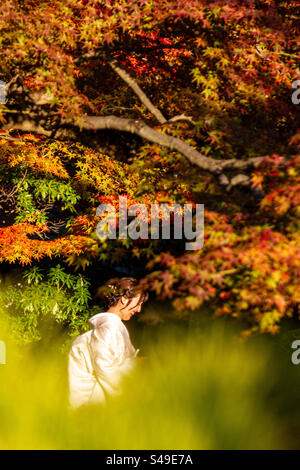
96, 277, 148, 309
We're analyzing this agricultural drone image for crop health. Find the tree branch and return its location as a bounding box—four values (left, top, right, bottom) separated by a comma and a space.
108, 59, 167, 124
167, 114, 196, 125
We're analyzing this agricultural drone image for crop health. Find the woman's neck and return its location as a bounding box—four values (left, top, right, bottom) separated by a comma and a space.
107, 305, 122, 319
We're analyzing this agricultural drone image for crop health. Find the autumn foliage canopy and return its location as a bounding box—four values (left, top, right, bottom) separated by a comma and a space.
0, 0, 299, 339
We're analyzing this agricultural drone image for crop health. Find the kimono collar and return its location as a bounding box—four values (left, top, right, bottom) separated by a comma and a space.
88, 312, 122, 329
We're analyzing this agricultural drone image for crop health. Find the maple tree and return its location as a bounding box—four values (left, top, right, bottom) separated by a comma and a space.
0, 0, 299, 340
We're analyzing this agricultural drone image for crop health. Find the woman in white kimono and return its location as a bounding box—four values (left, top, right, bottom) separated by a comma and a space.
68, 277, 148, 408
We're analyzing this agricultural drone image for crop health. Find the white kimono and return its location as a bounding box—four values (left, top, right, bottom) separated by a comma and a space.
68, 312, 139, 408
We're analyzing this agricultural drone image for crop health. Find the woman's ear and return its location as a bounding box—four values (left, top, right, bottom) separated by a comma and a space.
120, 295, 127, 305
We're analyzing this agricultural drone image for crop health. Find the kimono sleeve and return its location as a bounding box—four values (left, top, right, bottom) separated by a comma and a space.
89, 323, 136, 395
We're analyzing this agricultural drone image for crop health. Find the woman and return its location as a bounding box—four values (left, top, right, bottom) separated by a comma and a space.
68, 277, 148, 408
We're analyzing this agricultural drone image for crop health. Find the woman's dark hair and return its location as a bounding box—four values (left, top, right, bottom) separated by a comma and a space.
97, 277, 149, 310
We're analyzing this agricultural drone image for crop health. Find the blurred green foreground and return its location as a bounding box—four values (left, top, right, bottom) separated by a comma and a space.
1, 313, 300, 450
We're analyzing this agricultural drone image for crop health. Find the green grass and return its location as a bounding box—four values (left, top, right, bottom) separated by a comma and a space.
2, 312, 300, 450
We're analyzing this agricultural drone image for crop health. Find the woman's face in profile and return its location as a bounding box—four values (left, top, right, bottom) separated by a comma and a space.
120, 295, 144, 320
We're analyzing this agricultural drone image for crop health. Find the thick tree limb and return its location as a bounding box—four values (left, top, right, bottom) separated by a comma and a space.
78, 115, 264, 173
3, 112, 264, 194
